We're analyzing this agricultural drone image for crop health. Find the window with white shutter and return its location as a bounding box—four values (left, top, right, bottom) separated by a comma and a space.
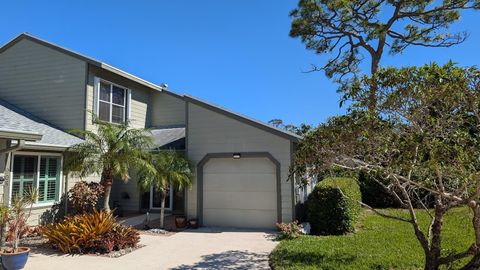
38, 157, 60, 203
11, 154, 62, 205
12, 156, 37, 199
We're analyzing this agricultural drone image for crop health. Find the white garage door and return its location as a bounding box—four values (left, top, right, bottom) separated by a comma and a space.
203, 157, 277, 229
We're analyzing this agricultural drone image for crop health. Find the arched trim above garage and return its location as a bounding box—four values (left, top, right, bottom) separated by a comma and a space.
196, 152, 281, 227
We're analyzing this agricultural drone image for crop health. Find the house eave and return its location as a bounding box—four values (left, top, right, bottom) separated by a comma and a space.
11, 141, 69, 152
0, 129, 43, 141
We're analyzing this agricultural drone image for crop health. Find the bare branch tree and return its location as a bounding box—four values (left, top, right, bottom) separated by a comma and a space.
291, 63, 480, 270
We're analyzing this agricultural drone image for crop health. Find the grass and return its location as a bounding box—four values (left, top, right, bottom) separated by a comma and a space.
270, 207, 474, 270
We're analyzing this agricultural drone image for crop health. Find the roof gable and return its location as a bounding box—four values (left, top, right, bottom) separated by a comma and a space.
184, 95, 302, 142
0, 33, 165, 91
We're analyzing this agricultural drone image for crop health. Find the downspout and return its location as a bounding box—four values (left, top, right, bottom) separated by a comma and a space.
64, 173, 69, 217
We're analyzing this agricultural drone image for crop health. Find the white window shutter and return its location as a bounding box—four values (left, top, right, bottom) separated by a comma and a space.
93, 77, 100, 122
127, 89, 132, 122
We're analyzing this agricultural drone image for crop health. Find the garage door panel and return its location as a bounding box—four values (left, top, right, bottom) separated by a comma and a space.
203, 173, 275, 192
204, 158, 275, 173
203, 157, 277, 229
203, 208, 276, 229
204, 191, 276, 210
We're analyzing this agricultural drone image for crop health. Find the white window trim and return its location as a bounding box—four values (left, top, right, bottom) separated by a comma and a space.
9, 152, 63, 208
94, 77, 130, 124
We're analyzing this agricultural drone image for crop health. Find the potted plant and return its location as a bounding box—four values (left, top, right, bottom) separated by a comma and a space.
174, 215, 187, 229
188, 218, 198, 229
0, 189, 36, 270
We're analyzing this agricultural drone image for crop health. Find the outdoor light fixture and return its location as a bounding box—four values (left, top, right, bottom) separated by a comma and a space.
232, 153, 241, 159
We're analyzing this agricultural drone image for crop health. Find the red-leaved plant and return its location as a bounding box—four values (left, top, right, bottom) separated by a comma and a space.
276, 221, 303, 240
68, 181, 104, 214
4, 189, 37, 253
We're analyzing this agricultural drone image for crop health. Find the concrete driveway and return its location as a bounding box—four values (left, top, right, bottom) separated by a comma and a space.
26, 228, 278, 270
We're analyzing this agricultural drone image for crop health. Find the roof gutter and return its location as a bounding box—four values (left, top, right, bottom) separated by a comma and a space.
0, 129, 43, 141
0, 139, 25, 154
22, 142, 69, 152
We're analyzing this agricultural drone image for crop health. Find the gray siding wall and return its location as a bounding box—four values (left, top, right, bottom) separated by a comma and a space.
110, 172, 141, 212
186, 102, 294, 222
0, 39, 87, 131
84, 66, 152, 212
85, 65, 151, 131
150, 92, 185, 127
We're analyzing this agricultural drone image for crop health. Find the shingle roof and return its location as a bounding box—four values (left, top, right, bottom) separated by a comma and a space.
150, 126, 185, 148
0, 99, 83, 148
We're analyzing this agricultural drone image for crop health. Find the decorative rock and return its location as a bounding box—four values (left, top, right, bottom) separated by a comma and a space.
301, 222, 311, 235
148, 228, 168, 234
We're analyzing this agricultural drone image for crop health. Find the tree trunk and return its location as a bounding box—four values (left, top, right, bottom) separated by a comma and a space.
160, 190, 166, 229
101, 169, 114, 213
461, 254, 480, 270
369, 56, 380, 112
103, 185, 112, 213
425, 198, 445, 270
424, 258, 440, 270
0, 223, 6, 247
461, 203, 480, 269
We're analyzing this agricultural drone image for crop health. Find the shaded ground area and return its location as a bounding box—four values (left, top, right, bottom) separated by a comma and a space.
26, 227, 277, 270
172, 250, 270, 270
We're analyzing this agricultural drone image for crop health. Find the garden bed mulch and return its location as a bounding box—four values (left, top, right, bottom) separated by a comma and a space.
22, 236, 144, 258
134, 216, 187, 237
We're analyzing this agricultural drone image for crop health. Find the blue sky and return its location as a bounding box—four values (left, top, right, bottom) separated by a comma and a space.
0, 1, 479, 126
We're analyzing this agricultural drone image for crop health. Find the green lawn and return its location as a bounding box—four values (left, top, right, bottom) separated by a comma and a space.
270, 207, 474, 270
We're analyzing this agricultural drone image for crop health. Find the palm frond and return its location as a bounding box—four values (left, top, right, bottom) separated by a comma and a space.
136, 150, 193, 192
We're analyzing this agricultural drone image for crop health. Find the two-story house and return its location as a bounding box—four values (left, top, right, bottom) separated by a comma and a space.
0, 33, 301, 229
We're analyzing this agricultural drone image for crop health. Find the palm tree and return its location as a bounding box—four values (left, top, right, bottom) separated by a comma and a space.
65, 120, 155, 212
137, 150, 193, 229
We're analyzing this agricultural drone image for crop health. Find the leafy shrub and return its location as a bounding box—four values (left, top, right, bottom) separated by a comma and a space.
306, 177, 361, 235
92, 225, 140, 253
358, 171, 434, 208
40, 181, 104, 224
358, 171, 400, 208
68, 181, 104, 214
276, 221, 303, 240
40, 210, 139, 254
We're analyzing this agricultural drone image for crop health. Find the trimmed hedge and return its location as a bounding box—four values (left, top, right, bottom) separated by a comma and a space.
306, 177, 361, 235
358, 171, 401, 208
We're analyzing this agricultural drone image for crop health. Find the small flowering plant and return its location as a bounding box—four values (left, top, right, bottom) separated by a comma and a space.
276, 220, 303, 240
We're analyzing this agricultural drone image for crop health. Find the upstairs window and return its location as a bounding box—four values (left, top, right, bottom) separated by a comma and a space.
95, 79, 130, 124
